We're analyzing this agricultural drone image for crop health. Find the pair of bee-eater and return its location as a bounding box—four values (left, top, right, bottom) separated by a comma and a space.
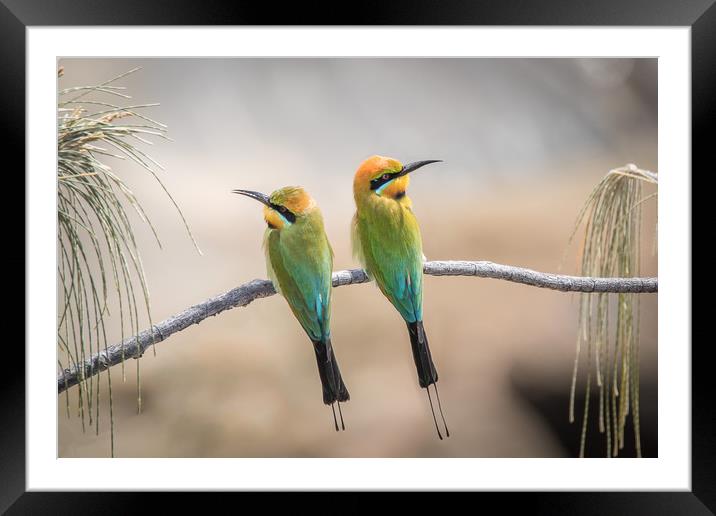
233, 155, 449, 439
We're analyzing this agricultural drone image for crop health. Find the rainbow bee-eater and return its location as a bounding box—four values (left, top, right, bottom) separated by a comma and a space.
233, 186, 349, 431
351, 155, 449, 439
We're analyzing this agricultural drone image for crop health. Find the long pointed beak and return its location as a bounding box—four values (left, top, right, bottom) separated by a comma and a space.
397, 159, 442, 177
232, 189, 272, 207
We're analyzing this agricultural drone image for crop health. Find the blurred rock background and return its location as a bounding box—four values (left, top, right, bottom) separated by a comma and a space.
58, 58, 657, 458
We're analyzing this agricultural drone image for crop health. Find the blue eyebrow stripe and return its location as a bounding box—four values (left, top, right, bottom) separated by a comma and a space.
277, 211, 293, 225
375, 178, 395, 196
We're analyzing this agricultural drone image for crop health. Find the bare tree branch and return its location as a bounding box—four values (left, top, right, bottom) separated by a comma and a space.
57, 260, 657, 394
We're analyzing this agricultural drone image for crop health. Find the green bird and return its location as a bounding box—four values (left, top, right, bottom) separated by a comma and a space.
351, 155, 448, 439
233, 186, 349, 431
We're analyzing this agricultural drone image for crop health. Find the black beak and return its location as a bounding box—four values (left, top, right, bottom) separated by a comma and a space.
232, 189, 272, 207
397, 160, 442, 177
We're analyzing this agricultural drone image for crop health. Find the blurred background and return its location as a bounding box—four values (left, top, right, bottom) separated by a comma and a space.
58, 58, 657, 458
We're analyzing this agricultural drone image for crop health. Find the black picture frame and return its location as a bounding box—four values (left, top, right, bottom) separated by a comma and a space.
5, 1, 709, 513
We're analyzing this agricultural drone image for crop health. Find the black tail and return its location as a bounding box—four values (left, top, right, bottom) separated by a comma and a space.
312, 338, 350, 405
407, 321, 450, 439
406, 321, 438, 388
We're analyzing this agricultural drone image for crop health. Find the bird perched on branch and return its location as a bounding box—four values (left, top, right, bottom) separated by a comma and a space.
351, 155, 449, 439
233, 186, 349, 431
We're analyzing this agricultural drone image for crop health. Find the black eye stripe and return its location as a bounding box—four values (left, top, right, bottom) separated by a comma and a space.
370, 172, 398, 191
269, 202, 296, 223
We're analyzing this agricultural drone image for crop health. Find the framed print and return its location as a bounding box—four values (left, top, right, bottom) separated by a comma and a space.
5, 0, 710, 512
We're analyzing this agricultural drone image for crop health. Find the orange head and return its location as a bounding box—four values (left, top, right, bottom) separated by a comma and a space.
352, 155, 442, 203
233, 185, 316, 230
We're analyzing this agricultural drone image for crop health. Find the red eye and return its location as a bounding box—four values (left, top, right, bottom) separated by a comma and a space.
382, 174, 390, 180
279, 206, 286, 212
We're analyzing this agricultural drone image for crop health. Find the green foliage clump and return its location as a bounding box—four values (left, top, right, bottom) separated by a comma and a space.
569, 164, 657, 457
57, 67, 199, 456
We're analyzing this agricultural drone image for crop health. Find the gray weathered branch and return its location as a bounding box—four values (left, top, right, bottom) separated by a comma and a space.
57, 260, 657, 394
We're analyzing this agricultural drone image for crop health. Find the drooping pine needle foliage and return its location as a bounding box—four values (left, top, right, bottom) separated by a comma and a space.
57, 66, 200, 456
568, 164, 657, 457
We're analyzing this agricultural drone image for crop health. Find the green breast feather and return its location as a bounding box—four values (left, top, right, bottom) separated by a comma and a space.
353, 201, 424, 323
265, 212, 333, 342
